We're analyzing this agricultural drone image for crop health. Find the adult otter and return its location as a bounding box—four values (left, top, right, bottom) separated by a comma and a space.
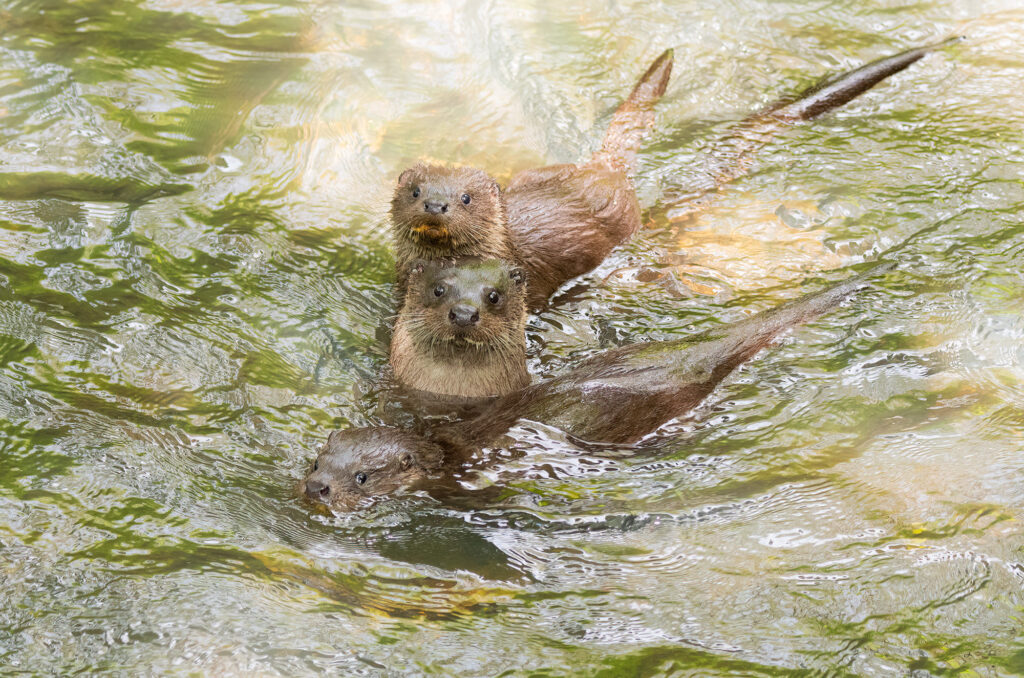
390, 39, 959, 309
307, 262, 892, 509
390, 258, 529, 398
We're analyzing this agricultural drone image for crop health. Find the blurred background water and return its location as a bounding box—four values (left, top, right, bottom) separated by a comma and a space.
0, 0, 1022, 674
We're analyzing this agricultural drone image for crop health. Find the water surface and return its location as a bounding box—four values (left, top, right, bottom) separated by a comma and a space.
1, 0, 1023, 674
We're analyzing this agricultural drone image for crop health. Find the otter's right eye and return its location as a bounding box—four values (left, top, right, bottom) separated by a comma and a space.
355, 471, 367, 485
313, 460, 319, 471
412, 187, 420, 198
487, 290, 501, 304
433, 285, 446, 297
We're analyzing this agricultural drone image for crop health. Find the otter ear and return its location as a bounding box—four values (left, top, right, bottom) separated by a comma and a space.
399, 453, 414, 471
326, 430, 345, 447
489, 178, 501, 199
509, 267, 526, 286
409, 259, 428, 276
397, 166, 420, 186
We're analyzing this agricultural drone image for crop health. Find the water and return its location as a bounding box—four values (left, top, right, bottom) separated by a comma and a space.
1, 0, 1023, 674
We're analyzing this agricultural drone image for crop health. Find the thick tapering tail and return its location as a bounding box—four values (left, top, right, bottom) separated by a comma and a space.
661, 38, 961, 219
693, 261, 895, 391
739, 261, 895, 350
775, 36, 963, 121
592, 48, 674, 175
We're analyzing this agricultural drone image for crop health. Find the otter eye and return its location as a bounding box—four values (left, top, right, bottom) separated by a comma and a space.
487, 290, 500, 304
313, 460, 319, 471
412, 187, 420, 198
355, 471, 367, 485
461, 193, 471, 205
433, 285, 446, 297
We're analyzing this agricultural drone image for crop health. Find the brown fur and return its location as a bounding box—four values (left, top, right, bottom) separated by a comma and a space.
390, 50, 674, 310
390, 258, 529, 398
391, 41, 959, 300
308, 263, 892, 510
391, 166, 511, 295
303, 428, 445, 510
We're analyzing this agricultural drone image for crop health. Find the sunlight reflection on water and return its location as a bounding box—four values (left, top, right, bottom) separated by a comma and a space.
0, 0, 1022, 674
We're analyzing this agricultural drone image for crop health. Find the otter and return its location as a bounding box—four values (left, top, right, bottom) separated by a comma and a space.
390, 258, 529, 398
306, 262, 893, 510
390, 47, 673, 309
390, 39, 959, 309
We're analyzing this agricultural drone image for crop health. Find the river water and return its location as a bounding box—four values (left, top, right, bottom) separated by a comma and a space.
1, 0, 1022, 675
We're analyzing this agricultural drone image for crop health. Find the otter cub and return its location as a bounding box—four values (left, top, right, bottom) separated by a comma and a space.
391, 40, 959, 309
307, 263, 893, 510
391, 49, 675, 309
390, 258, 529, 398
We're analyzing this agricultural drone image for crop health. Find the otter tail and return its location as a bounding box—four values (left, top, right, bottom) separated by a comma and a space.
665, 38, 962, 217
694, 261, 896, 389
591, 48, 675, 175
742, 261, 894, 344
774, 36, 963, 122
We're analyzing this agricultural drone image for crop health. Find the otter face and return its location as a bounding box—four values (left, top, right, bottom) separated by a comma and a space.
390, 164, 504, 256
404, 259, 526, 355
303, 428, 443, 510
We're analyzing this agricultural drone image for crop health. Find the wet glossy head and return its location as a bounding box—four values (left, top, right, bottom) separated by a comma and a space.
402, 258, 526, 353
302, 427, 445, 510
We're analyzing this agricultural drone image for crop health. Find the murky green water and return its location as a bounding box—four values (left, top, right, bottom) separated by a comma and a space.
1, 0, 1022, 674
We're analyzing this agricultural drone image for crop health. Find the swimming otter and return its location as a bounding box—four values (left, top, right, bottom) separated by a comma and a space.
390, 258, 529, 398
390, 48, 674, 309
390, 39, 959, 309
307, 262, 893, 509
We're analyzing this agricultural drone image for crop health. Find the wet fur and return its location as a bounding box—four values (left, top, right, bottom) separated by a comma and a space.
390, 259, 529, 398
391, 166, 510, 296
391, 39, 957, 309
390, 49, 673, 310
303, 428, 445, 510
309, 263, 893, 509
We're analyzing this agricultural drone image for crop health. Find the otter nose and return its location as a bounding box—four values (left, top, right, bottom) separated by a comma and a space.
449, 304, 479, 327
305, 479, 330, 501
423, 200, 448, 215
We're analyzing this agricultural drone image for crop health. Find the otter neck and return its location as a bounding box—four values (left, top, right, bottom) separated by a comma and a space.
390, 316, 529, 399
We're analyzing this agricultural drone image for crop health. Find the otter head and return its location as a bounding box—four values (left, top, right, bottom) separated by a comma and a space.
390, 164, 506, 258
403, 258, 527, 358
303, 427, 445, 510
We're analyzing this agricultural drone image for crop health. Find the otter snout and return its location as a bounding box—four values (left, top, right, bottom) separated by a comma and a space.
424, 199, 448, 215
449, 304, 479, 327
305, 478, 331, 502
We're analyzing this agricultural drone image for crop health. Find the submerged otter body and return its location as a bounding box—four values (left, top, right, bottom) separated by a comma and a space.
307, 263, 893, 510
390, 258, 529, 398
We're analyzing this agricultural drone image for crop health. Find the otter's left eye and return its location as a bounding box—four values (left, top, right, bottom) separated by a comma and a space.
412, 187, 420, 198
487, 290, 500, 304
461, 193, 471, 205
355, 471, 367, 485
434, 285, 446, 297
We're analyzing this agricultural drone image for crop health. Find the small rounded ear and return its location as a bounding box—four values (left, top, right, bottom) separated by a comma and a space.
397, 166, 420, 186
327, 430, 345, 446
509, 267, 526, 286
409, 259, 428, 276
488, 178, 501, 199
399, 453, 414, 471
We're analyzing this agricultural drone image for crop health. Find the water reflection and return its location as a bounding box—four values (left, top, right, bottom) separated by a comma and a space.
1, 0, 1023, 674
